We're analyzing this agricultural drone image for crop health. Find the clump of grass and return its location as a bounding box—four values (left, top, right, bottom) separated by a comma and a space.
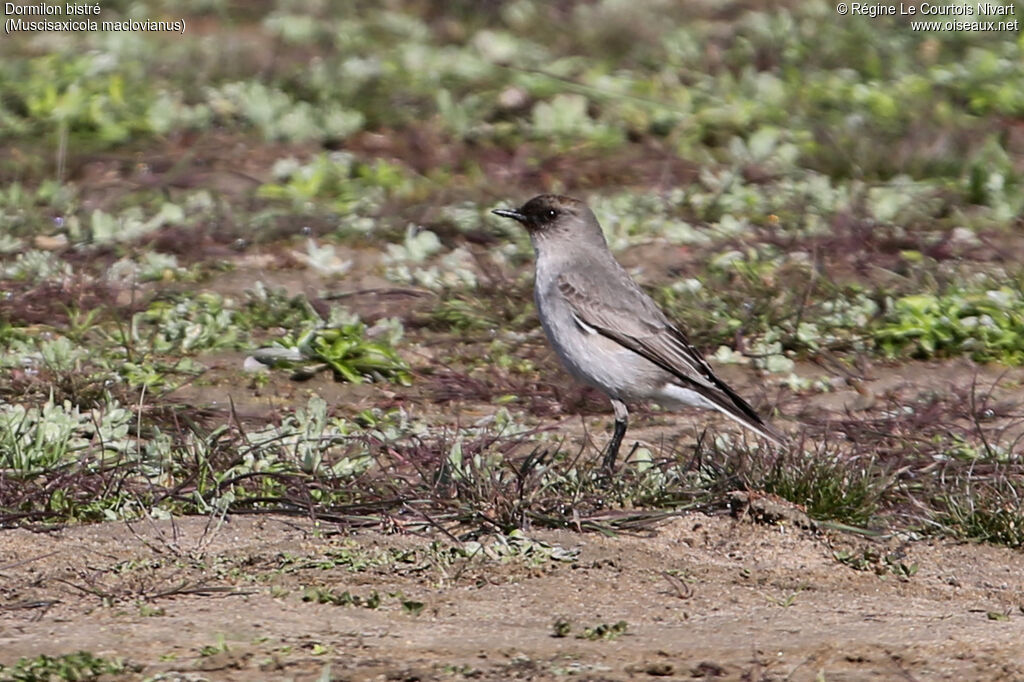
931, 477, 1024, 548
429, 297, 498, 333
679, 435, 893, 528
298, 587, 425, 615
753, 448, 890, 527
379, 424, 559, 532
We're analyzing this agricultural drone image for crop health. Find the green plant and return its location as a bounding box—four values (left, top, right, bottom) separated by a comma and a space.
239, 284, 321, 330
302, 587, 381, 608
0, 398, 132, 476
875, 286, 1024, 364
577, 620, 628, 641
257, 153, 412, 216
254, 321, 410, 385
207, 82, 364, 143
0, 651, 133, 680
132, 293, 244, 354
198, 634, 229, 657
3, 52, 159, 145
551, 618, 572, 638
833, 548, 918, 580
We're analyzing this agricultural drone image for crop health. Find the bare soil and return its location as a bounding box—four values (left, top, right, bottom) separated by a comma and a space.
3, 513, 1024, 681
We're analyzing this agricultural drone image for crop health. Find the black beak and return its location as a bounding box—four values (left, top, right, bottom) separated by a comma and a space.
491, 208, 527, 224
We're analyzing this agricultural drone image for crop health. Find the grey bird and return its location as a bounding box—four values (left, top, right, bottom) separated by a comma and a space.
492, 194, 784, 469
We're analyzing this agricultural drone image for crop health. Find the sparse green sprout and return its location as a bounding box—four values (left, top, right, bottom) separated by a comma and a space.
763, 592, 800, 608
310, 324, 411, 384
199, 635, 229, 656
401, 598, 425, 616
889, 559, 919, 580
833, 548, 918, 581
578, 620, 628, 641
301, 587, 382, 608
552, 618, 572, 638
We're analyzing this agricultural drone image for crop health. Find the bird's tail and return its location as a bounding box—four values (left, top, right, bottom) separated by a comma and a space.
712, 405, 788, 447
660, 383, 787, 447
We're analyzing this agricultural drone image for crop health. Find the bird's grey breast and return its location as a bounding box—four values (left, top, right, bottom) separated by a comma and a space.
532, 251, 652, 398
533, 253, 581, 356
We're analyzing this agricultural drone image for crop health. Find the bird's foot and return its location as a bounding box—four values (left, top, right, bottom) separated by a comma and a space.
601, 440, 641, 475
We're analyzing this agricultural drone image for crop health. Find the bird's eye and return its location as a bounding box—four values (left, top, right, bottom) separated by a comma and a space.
545, 209, 557, 220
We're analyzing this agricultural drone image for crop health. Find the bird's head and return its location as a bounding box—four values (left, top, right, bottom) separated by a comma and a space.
491, 194, 603, 245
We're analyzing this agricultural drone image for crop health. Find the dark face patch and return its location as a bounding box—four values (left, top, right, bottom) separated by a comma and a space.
518, 197, 562, 229
492, 195, 578, 233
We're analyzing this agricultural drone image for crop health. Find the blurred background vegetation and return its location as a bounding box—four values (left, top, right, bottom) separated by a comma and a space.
3, 0, 1022, 220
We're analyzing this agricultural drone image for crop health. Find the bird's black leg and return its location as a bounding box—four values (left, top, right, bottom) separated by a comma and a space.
603, 399, 629, 471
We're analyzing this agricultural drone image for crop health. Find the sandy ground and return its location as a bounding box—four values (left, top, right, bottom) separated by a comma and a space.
3, 513, 1024, 681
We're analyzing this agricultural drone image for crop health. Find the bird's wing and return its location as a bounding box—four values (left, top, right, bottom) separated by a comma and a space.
557, 272, 784, 444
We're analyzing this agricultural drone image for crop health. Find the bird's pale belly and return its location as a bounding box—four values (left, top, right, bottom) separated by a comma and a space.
536, 292, 665, 401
